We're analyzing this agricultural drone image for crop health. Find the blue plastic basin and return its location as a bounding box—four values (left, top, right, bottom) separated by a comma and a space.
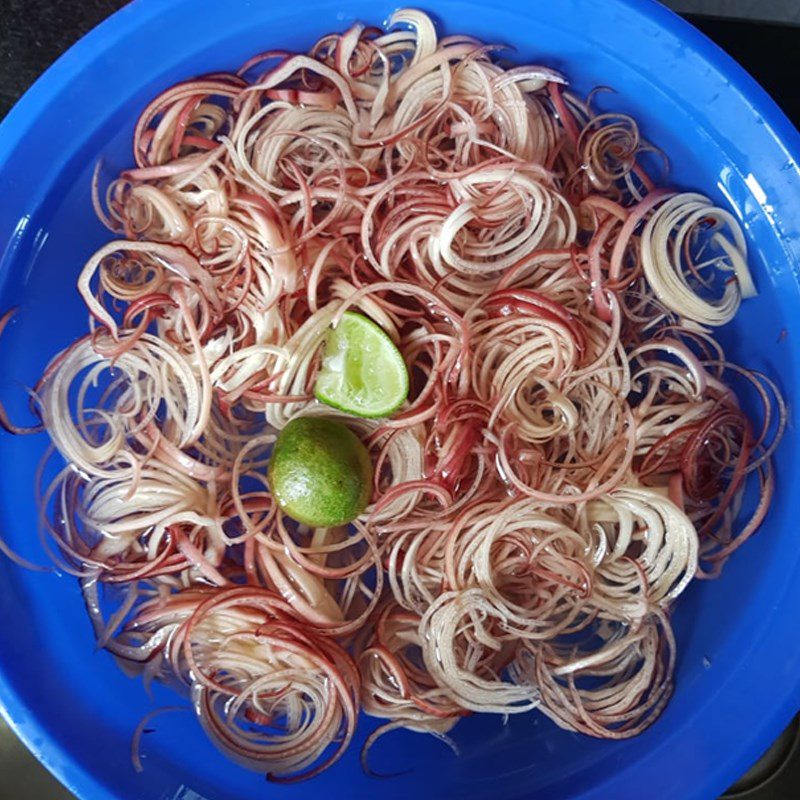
1, 1, 799, 798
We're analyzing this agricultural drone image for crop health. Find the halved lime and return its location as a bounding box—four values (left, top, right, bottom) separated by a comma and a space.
268, 416, 373, 527
314, 311, 409, 418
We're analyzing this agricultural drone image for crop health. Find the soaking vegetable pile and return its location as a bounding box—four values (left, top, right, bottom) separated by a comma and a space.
0, 9, 785, 782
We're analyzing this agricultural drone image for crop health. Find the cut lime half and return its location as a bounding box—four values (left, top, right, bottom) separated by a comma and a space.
314, 311, 409, 418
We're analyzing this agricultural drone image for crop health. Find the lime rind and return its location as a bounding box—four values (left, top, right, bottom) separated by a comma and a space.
314, 311, 409, 418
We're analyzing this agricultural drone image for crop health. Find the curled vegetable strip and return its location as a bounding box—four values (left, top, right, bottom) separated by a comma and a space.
588, 487, 699, 611
358, 602, 464, 730
117, 587, 360, 781
641, 193, 754, 326
512, 610, 676, 739
419, 589, 540, 714
443, 499, 593, 641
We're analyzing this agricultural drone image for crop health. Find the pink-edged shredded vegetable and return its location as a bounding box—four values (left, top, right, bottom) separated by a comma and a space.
0, 9, 785, 782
